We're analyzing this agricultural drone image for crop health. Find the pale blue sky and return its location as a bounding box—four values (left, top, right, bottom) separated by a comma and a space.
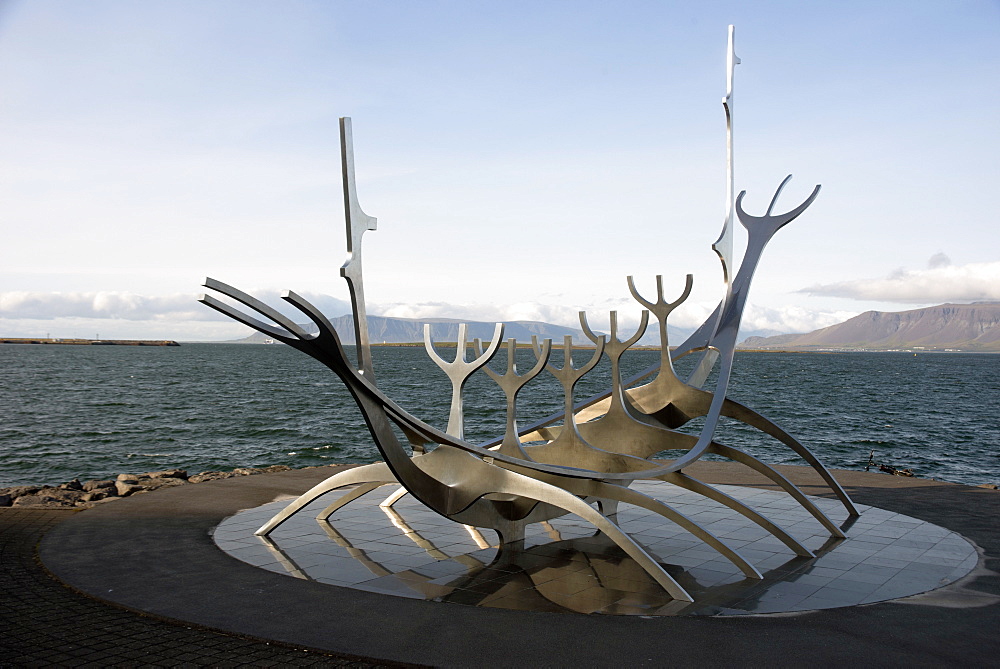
1, 1, 998, 340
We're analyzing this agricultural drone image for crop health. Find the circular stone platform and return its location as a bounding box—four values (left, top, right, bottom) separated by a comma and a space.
39, 464, 1000, 666
215, 481, 976, 616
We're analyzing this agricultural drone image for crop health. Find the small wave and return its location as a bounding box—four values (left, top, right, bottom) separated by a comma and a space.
851, 439, 893, 446
125, 452, 171, 458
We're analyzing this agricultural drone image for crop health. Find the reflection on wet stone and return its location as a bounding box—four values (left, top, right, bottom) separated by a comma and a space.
214, 482, 977, 616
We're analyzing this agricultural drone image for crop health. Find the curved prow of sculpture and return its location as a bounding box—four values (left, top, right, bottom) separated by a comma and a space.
658, 176, 823, 476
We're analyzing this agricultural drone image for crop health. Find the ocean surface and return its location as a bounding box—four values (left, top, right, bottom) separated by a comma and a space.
1, 343, 998, 488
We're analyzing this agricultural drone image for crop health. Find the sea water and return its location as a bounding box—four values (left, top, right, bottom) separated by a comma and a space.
1, 343, 997, 487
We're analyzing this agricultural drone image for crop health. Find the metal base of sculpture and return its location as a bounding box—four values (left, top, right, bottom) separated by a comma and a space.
200, 27, 859, 603
214, 481, 978, 616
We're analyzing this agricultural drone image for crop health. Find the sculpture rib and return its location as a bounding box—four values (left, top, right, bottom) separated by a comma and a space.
317, 481, 396, 521
443, 458, 696, 601
255, 462, 395, 535
659, 472, 814, 557
528, 471, 763, 579
707, 443, 847, 538
379, 486, 408, 509
718, 401, 858, 516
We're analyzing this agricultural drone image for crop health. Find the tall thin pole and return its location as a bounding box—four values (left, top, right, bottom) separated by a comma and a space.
688, 25, 740, 388
339, 118, 378, 381
714, 24, 740, 285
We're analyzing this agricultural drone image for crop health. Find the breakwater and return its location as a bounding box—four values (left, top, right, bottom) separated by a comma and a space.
1, 338, 179, 346
0, 464, 308, 508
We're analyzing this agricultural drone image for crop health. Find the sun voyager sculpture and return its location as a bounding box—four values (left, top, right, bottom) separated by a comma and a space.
201, 27, 859, 603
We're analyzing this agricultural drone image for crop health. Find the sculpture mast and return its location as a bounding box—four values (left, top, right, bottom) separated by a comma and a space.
688, 25, 739, 387
715, 24, 740, 285
339, 117, 378, 380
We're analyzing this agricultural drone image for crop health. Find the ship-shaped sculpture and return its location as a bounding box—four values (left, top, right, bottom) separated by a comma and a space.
200, 27, 859, 603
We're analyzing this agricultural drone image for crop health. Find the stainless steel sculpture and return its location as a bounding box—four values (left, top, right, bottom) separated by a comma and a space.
200, 26, 859, 603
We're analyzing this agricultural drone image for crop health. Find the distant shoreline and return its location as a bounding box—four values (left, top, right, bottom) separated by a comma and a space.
0, 338, 180, 347
202, 340, 997, 353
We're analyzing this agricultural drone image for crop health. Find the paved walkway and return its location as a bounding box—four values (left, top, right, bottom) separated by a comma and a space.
0, 506, 395, 667
4, 463, 1000, 667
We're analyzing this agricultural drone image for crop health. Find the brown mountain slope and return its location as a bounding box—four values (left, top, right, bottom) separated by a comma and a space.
739, 303, 1000, 352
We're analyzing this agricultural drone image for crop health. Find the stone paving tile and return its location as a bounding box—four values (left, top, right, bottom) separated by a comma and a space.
0, 508, 398, 668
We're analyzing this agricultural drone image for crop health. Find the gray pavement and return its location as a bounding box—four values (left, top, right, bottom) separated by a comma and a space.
0, 504, 398, 668
5, 463, 1000, 667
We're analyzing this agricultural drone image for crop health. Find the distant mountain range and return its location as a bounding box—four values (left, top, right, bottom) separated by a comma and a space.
229, 303, 1000, 352
232, 314, 695, 346
739, 303, 1000, 352
236, 315, 591, 345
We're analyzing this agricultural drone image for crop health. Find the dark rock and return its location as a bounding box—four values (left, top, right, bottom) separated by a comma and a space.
148, 477, 189, 489
82, 479, 116, 492
59, 478, 83, 491
1, 485, 41, 498
233, 467, 262, 476
115, 482, 145, 497
147, 469, 188, 480
0, 494, 11, 507
13, 493, 77, 508
188, 471, 236, 484
261, 465, 292, 473
117, 476, 188, 497
33, 487, 86, 504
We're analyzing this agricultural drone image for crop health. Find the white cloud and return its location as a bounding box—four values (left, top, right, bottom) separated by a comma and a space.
740, 304, 859, 334
376, 301, 584, 328
636, 299, 855, 335
375, 298, 851, 337
927, 252, 951, 269
0, 289, 862, 341
0, 291, 200, 321
799, 259, 1000, 304
0, 290, 350, 322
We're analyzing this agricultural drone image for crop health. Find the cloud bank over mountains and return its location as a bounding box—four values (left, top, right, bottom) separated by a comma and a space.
376, 299, 858, 338
0, 290, 351, 322
3, 254, 996, 341
0, 290, 352, 340
2, 289, 857, 341
800, 257, 1000, 304
2, 292, 206, 322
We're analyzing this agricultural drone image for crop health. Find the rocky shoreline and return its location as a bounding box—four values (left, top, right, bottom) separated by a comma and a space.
3, 463, 995, 510
0, 464, 327, 509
